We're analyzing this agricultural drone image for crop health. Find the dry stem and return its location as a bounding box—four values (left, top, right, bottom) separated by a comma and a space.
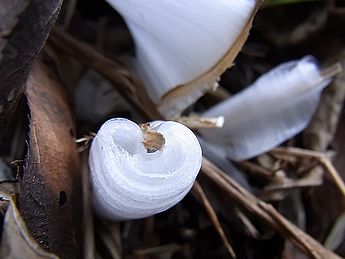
193, 182, 236, 258
271, 147, 345, 197
201, 157, 341, 259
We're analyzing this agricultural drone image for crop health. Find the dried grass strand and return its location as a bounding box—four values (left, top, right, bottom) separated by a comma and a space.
201, 157, 341, 259
271, 147, 345, 197
193, 182, 236, 258
81, 150, 95, 259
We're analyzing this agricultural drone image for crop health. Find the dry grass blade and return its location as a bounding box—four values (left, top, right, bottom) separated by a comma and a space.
201, 157, 342, 259
271, 147, 345, 197
234, 208, 260, 239
174, 116, 224, 129
49, 27, 162, 121
193, 181, 236, 258
324, 212, 345, 251
76, 133, 95, 153
81, 150, 95, 259
236, 160, 274, 180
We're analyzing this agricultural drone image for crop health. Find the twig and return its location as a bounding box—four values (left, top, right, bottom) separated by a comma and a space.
257, 201, 322, 259
201, 157, 341, 259
271, 147, 345, 197
76, 133, 96, 153
234, 208, 260, 239
174, 115, 224, 129
320, 63, 342, 80
193, 182, 236, 258
49, 27, 163, 121
236, 160, 274, 180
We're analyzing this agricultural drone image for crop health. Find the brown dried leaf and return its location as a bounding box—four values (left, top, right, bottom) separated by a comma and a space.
0, 194, 59, 259
0, 0, 62, 145
140, 123, 165, 152
18, 60, 82, 258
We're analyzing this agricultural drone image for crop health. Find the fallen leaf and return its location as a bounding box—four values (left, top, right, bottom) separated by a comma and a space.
18, 60, 82, 258
0, 0, 62, 146
0, 193, 59, 259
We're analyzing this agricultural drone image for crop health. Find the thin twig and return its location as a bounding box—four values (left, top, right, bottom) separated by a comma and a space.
236, 160, 274, 180
193, 182, 236, 258
201, 157, 341, 259
76, 133, 96, 152
81, 150, 95, 259
174, 115, 224, 129
271, 147, 345, 197
257, 201, 321, 259
320, 63, 342, 80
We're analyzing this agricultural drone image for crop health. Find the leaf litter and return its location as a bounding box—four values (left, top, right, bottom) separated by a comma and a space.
0, 0, 345, 258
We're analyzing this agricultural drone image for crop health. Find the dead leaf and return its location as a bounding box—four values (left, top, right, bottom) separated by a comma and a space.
0, 0, 62, 146
18, 60, 81, 258
0, 193, 59, 259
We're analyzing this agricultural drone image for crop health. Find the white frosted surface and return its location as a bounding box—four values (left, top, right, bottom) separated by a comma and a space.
200, 56, 331, 161
89, 118, 202, 220
106, 0, 256, 102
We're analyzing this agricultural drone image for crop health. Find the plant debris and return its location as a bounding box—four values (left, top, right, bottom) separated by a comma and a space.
0, 0, 345, 258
